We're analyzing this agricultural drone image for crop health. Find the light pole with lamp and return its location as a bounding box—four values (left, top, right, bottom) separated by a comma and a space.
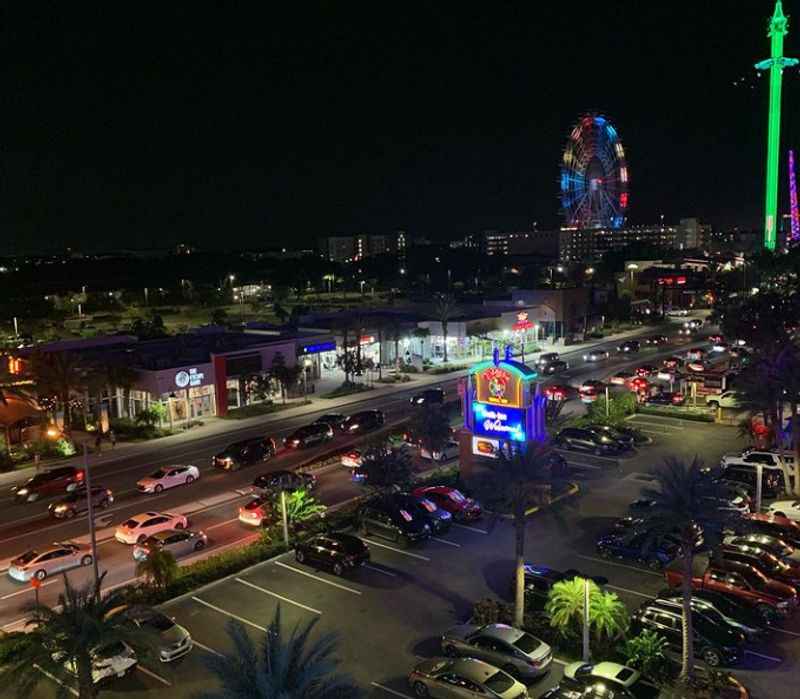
303, 357, 312, 400
582, 578, 591, 661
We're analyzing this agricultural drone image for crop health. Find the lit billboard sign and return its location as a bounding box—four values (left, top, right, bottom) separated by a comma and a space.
300, 341, 336, 355
475, 367, 523, 407
472, 402, 526, 442
472, 436, 501, 459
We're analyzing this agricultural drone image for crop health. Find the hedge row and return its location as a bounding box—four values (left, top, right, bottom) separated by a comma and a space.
636, 406, 714, 423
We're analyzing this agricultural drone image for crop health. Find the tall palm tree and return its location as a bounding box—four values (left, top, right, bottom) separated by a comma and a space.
195, 606, 360, 699
411, 404, 451, 458
767, 345, 800, 495
434, 294, 457, 363
135, 547, 179, 592
29, 350, 86, 431
638, 457, 729, 682
495, 443, 552, 627
0, 574, 152, 699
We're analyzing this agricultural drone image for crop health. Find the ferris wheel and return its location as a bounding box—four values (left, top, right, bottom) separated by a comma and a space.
560, 113, 629, 229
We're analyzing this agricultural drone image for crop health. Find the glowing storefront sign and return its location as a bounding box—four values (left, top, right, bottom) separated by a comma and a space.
472, 436, 500, 459
512, 311, 535, 332
475, 367, 522, 407
472, 402, 526, 442
175, 367, 205, 388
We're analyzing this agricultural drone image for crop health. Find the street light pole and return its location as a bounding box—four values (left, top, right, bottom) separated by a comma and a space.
605, 386, 610, 418
83, 445, 100, 589
280, 490, 290, 547
582, 578, 591, 661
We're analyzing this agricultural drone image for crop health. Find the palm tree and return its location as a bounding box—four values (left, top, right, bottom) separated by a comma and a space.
589, 588, 628, 645
411, 404, 451, 458
29, 350, 86, 431
638, 457, 729, 683
767, 345, 800, 495
135, 547, 179, 592
434, 293, 457, 363
195, 605, 360, 699
0, 574, 152, 699
495, 443, 552, 627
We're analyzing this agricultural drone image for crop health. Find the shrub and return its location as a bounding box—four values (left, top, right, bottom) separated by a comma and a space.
27, 438, 77, 459
621, 630, 671, 685
636, 406, 714, 423
136, 403, 167, 427
398, 362, 419, 373
321, 381, 374, 399
471, 598, 513, 626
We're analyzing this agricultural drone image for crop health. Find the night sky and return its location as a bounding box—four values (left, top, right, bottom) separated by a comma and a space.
4, 1, 799, 253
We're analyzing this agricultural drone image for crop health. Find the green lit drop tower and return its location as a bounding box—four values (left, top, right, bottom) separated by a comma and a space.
756, 1, 798, 250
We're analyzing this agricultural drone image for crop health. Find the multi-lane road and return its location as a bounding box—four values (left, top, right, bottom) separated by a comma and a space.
0, 319, 710, 630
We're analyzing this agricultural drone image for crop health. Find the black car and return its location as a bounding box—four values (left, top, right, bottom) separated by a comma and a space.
644, 391, 685, 407
553, 427, 623, 455
617, 340, 640, 353
540, 360, 568, 374
252, 470, 316, 495
358, 500, 431, 546
294, 533, 370, 576
537, 352, 560, 366
213, 437, 276, 470
586, 424, 635, 450
656, 589, 768, 641
391, 492, 452, 534
631, 602, 745, 667
342, 410, 385, 434
519, 564, 608, 610
284, 423, 334, 448
724, 533, 797, 563
48, 486, 114, 519
410, 388, 445, 406
313, 413, 348, 431
596, 529, 678, 570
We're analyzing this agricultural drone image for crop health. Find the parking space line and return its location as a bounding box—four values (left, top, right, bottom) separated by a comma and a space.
575, 554, 663, 577
138, 666, 172, 686
364, 564, 397, 577
191, 596, 268, 631
452, 523, 488, 535
636, 429, 671, 436
627, 419, 684, 430
554, 449, 619, 463
745, 650, 781, 663
35, 664, 78, 697
607, 584, 653, 599
274, 561, 362, 595
371, 681, 414, 699
769, 626, 800, 638
357, 538, 430, 561
565, 462, 603, 471
235, 577, 322, 615
431, 537, 461, 548
191, 638, 224, 657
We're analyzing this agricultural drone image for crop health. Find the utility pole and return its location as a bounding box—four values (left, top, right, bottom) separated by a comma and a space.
582, 578, 591, 662
83, 445, 100, 588
280, 490, 289, 547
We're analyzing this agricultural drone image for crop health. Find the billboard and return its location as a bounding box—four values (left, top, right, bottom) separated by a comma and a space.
472, 402, 527, 442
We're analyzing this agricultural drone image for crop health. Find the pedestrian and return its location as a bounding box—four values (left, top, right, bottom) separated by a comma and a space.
109, 429, 116, 449
95, 432, 102, 454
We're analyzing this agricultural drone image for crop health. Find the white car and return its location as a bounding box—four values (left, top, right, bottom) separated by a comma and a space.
420, 441, 460, 462
60, 641, 137, 684
341, 449, 363, 469
115, 511, 189, 545
137, 464, 200, 494
706, 391, 742, 409
767, 500, 800, 522
8, 542, 93, 582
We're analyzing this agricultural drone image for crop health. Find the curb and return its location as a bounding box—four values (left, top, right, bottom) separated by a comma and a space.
492, 482, 581, 520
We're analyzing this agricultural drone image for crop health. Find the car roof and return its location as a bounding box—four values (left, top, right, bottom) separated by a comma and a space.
591, 662, 640, 686
130, 512, 163, 523
450, 657, 501, 683
149, 529, 182, 541
479, 624, 524, 644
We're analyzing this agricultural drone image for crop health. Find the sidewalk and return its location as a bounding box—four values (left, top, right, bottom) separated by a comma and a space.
0, 321, 669, 489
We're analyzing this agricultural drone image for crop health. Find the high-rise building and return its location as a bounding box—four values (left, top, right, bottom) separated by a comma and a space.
462, 229, 558, 257
678, 218, 711, 250
559, 223, 681, 262
318, 231, 410, 262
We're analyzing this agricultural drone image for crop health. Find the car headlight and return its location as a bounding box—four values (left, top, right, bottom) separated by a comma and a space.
582, 355, 588, 360
777, 600, 789, 608
55, 504, 68, 512
16, 489, 28, 496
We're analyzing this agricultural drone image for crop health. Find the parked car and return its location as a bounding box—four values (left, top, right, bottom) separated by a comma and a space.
411, 388, 445, 406
741, 512, 800, 547
284, 423, 334, 448
238, 496, 275, 527
11, 466, 85, 502
724, 532, 800, 563
540, 360, 568, 374
412, 486, 482, 521
562, 661, 641, 694
706, 391, 742, 410
212, 437, 276, 470
616, 340, 640, 353
421, 440, 460, 462
408, 657, 528, 699
518, 564, 608, 611
658, 588, 769, 640
596, 529, 678, 570
132, 528, 207, 562
767, 499, 800, 522
586, 424, 635, 450
392, 493, 452, 533
313, 413, 348, 431
294, 532, 370, 575
358, 500, 431, 545
115, 605, 193, 662
8, 542, 94, 582
553, 427, 623, 455
543, 384, 570, 400
631, 601, 745, 667
720, 462, 787, 499
583, 349, 610, 362
115, 511, 189, 544
342, 410, 385, 434
48, 485, 114, 519
609, 370, 634, 385
441, 623, 552, 679
252, 469, 316, 494
644, 391, 685, 406
719, 543, 800, 590
137, 464, 199, 493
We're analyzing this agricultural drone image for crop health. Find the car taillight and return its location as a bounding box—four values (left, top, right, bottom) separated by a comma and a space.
76, 471, 85, 481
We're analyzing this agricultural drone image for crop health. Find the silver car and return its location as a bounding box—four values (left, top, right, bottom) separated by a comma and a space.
408, 657, 528, 699
8, 542, 94, 582
118, 606, 193, 662
441, 623, 552, 678
132, 528, 207, 562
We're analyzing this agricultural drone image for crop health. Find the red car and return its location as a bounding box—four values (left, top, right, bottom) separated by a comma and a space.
544, 384, 570, 401
412, 486, 481, 521
629, 376, 649, 392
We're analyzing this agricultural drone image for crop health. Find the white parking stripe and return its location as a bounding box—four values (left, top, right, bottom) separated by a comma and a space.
566, 462, 603, 471
1, 579, 58, 600
607, 584, 653, 599
235, 577, 322, 615
636, 429, 671, 436
357, 538, 430, 561
745, 650, 782, 663
554, 449, 619, 462
431, 537, 460, 548
452, 523, 488, 535
371, 681, 414, 699
627, 419, 684, 430
575, 554, 663, 577
138, 666, 172, 686
275, 561, 362, 595
191, 638, 224, 657
191, 596, 268, 632
35, 664, 78, 697
364, 564, 397, 577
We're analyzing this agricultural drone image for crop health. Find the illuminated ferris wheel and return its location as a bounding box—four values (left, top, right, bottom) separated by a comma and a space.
560, 113, 629, 229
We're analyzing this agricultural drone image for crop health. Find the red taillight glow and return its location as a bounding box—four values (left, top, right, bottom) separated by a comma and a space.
76, 471, 85, 481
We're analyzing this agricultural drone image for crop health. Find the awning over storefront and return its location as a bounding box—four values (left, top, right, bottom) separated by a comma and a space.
0, 392, 43, 426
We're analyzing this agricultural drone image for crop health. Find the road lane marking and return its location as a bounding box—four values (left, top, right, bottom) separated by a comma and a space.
191, 638, 224, 657
35, 664, 78, 697
235, 577, 322, 615
0, 579, 58, 600
364, 564, 397, 577
357, 538, 430, 561
575, 554, 663, 577
430, 537, 460, 548
745, 650, 781, 663
607, 584, 653, 599
769, 626, 800, 637
452, 523, 488, 535
371, 682, 414, 699
138, 666, 171, 686
274, 561, 361, 595
205, 517, 240, 531
191, 596, 268, 631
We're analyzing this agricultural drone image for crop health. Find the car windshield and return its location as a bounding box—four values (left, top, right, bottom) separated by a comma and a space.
740, 567, 769, 588
484, 670, 515, 694
122, 519, 140, 528
512, 633, 542, 655
149, 470, 165, 478
418, 499, 437, 513
143, 613, 174, 632
15, 550, 38, 564
448, 490, 466, 504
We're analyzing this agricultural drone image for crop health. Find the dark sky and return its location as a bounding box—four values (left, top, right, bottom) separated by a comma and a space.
4, 1, 799, 253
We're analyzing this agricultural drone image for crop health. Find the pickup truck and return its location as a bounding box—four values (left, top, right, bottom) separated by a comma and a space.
664, 555, 798, 622
720, 449, 796, 493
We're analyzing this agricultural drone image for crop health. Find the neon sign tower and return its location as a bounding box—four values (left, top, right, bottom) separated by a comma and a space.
755, 1, 798, 250
790, 150, 800, 242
